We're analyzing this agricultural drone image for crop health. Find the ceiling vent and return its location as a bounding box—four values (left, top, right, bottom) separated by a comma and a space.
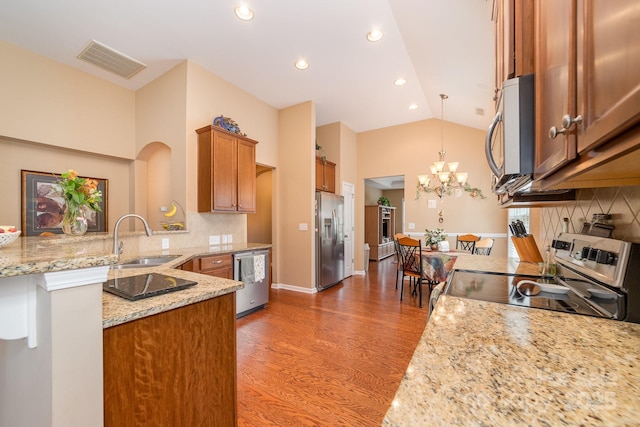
77, 40, 147, 79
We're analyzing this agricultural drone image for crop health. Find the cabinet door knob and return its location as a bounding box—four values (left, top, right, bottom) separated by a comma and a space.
561, 114, 583, 129
549, 125, 567, 139
550, 114, 583, 139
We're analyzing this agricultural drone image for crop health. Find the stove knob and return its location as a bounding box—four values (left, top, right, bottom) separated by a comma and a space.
581, 246, 593, 260
595, 250, 618, 266
552, 239, 571, 251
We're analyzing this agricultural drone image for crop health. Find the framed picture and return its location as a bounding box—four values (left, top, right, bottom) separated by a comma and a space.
21, 170, 108, 236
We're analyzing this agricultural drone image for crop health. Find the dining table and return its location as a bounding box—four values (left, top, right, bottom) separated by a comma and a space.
420, 249, 461, 285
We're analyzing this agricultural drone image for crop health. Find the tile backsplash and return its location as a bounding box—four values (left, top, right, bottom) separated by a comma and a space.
540, 186, 640, 247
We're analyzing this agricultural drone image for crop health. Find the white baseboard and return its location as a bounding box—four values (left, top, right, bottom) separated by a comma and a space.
271, 283, 318, 294
353, 270, 366, 276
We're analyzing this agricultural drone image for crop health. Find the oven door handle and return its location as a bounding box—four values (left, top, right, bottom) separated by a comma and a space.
485, 110, 503, 178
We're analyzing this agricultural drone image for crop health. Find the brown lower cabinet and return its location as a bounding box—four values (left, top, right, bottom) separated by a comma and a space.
104, 293, 237, 427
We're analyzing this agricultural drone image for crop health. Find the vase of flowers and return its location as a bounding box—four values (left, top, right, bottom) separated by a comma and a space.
57, 169, 103, 236
425, 228, 447, 250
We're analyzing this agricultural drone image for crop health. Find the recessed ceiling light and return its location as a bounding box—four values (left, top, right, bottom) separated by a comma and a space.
394, 78, 407, 86
409, 103, 419, 110
366, 29, 383, 42
294, 59, 309, 70
234, 6, 254, 21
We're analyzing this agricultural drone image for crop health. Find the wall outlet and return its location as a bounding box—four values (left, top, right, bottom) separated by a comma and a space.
299, 223, 308, 231
428, 199, 437, 209
227, 234, 233, 243
408, 222, 415, 230
222, 235, 228, 244
209, 235, 220, 245
161, 238, 170, 250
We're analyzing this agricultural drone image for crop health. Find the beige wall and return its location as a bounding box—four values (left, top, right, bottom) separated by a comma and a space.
355, 119, 508, 270
277, 101, 316, 289
0, 41, 135, 159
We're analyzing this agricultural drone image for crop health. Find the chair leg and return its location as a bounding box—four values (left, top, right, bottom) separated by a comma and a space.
418, 278, 423, 308
400, 278, 404, 301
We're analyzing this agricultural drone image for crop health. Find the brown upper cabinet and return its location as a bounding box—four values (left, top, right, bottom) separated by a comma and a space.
492, 0, 534, 105
196, 125, 258, 213
534, 0, 640, 186
315, 156, 336, 193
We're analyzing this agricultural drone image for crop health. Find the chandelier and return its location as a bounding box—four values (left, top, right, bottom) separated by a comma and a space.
416, 94, 479, 200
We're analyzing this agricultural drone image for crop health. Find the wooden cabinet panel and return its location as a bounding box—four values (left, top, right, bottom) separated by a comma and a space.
212, 131, 238, 211
323, 161, 336, 193
315, 156, 336, 193
576, 0, 640, 153
104, 294, 237, 427
196, 125, 257, 213
236, 138, 257, 212
197, 254, 233, 279
533, 0, 640, 189
492, 0, 534, 105
534, 0, 578, 178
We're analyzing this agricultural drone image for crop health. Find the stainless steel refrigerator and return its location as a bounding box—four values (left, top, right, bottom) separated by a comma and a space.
315, 191, 345, 291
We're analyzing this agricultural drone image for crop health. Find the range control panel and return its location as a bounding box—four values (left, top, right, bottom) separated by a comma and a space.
552, 233, 631, 289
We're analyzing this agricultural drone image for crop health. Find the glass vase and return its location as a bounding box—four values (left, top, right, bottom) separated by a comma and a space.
61, 205, 88, 235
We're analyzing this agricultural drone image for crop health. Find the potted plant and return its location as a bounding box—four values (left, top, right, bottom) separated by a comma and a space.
425, 228, 447, 250
377, 196, 390, 206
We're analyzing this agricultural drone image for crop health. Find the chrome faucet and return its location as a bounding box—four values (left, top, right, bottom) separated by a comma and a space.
113, 214, 153, 258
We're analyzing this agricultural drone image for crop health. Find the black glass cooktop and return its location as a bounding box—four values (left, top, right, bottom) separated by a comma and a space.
445, 270, 606, 318
103, 273, 197, 301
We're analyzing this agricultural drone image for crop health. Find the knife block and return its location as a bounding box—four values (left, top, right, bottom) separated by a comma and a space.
511, 235, 544, 263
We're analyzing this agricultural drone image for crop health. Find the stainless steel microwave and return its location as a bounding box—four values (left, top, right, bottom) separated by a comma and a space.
485, 73, 535, 195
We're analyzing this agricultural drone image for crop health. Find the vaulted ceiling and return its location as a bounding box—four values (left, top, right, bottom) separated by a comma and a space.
0, 0, 495, 133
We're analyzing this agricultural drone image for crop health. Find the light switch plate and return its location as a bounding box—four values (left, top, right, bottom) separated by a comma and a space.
428, 199, 437, 209
299, 223, 308, 231
222, 235, 228, 244
227, 234, 233, 243
209, 235, 220, 245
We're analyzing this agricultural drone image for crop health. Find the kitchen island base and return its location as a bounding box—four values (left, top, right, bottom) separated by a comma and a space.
104, 293, 236, 426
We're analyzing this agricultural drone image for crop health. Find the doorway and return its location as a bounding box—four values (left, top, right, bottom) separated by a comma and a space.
247, 165, 273, 244
364, 175, 405, 234
342, 182, 355, 277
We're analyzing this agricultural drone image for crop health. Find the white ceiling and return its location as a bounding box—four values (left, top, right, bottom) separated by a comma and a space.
0, 0, 495, 133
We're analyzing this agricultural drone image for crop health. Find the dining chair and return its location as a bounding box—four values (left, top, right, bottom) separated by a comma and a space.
393, 233, 409, 289
474, 238, 494, 255
397, 236, 425, 308
456, 234, 480, 253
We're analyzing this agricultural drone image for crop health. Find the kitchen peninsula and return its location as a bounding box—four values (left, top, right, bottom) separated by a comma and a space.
383, 256, 640, 426
0, 233, 269, 427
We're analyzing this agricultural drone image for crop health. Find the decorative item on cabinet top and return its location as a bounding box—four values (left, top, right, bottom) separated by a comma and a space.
213, 115, 246, 136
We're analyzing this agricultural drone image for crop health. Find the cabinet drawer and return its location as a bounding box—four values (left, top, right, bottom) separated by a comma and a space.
197, 254, 232, 273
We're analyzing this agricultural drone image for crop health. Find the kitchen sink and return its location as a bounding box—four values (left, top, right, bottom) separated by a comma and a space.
112, 255, 182, 269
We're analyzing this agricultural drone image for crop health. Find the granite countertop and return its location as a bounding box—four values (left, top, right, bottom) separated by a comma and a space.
101, 244, 270, 328
0, 235, 271, 328
383, 256, 640, 426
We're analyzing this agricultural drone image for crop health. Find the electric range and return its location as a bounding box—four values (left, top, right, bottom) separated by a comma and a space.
445, 233, 640, 323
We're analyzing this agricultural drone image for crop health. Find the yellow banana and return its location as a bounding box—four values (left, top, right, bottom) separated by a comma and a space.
164, 202, 177, 217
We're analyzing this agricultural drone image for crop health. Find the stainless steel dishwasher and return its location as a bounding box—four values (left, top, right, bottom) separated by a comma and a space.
233, 250, 269, 318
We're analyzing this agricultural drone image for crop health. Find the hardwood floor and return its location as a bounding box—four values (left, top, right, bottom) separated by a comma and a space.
236, 257, 430, 426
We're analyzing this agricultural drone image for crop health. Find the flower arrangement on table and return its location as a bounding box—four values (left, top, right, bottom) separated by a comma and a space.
425, 228, 447, 247
57, 169, 103, 234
